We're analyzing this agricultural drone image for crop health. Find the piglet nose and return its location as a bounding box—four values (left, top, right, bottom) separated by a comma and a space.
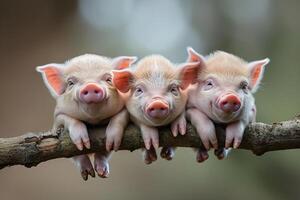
146, 100, 169, 119
79, 83, 105, 104
219, 94, 241, 113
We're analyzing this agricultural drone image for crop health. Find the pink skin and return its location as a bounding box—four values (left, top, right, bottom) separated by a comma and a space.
79, 83, 106, 104
186, 47, 269, 161
112, 55, 199, 164
217, 94, 241, 113
37, 54, 136, 180
146, 99, 170, 119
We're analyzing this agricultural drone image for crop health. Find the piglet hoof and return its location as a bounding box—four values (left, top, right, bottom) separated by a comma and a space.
105, 126, 123, 152
94, 154, 110, 178
72, 155, 95, 181
69, 122, 90, 151
196, 149, 209, 163
160, 147, 175, 160
214, 148, 225, 160
143, 147, 157, 165
171, 115, 187, 137
81, 168, 95, 181
214, 148, 231, 160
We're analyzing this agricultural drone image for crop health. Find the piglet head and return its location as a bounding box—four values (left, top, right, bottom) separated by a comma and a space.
187, 47, 269, 122
37, 55, 137, 118
113, 55, 200, 125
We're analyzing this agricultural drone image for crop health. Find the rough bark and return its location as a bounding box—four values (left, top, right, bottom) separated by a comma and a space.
0, 117, 300, 169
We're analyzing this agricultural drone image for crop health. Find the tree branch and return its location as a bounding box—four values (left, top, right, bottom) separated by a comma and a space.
0, 117, 300, 169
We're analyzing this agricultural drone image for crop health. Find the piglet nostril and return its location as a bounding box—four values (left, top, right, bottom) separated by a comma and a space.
83, 91, 89, 95
221, 101, 228, 106
234, 104, 241, 111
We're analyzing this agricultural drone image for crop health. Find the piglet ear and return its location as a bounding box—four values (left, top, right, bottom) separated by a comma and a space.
112, 70, 134, 93
36, 64, 65, 97
112, 56, 137, 70
178, 61, 202, 90
248, 58, 270, 93
186, 47, 206, 64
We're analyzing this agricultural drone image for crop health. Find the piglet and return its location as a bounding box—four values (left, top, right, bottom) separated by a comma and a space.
37, 54, 136, 180
112, 55, 199, 164
186, 47, 269, 162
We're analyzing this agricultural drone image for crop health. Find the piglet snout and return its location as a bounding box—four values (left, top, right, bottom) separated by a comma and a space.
79, 83, 105, 104
146, 100, 169, 119
218, 94, 241, 113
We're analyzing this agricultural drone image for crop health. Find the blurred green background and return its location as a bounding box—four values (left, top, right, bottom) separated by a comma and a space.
0, 0, 300, 200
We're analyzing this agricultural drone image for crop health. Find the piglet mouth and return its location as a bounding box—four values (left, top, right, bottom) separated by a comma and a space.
78, 83, 106, 104
145, 99, 170, 120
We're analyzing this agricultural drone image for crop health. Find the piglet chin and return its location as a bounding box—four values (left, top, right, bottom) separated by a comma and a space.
211, 105, 242, 124
145, 100, 170, 120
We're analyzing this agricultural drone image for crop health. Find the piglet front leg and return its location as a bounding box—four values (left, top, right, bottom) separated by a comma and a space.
55, 114, 90, 151
187, 108, 218, 162
160, 112, 187, 161
54, 114, 93, 180
187, 108, 218, 150
140, 124, 159, 164
225, 120, 246, 149
105, 108, 129, 151
140, 124, 159, 150
216, 106, 254, 157
218, 105, 254, 154
170, 112, 187, 137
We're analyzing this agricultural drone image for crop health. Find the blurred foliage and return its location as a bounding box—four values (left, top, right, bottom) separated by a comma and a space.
0, 0, 299, 200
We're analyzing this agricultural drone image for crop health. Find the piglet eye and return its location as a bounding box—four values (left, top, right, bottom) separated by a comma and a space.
240, 81, 249, 91
103, 73, 113, 85
67, 80, 74, 86
135, 86, 144, 96
169, 84, 179, 96
106, 77, 112, 85
203, 79, 214, 90
67, 77, 77, 87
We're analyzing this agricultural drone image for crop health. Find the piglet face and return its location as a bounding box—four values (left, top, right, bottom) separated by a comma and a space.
113, 55, 199, 126
130, 78, 184, 125
58, 66, 114, 115
63, 70, 109, 106
197, 74, 250, 123
187, 47, 269, 123
37, 54, 136, 121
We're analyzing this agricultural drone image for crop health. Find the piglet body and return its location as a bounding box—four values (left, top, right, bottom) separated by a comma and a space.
37, 54, 136, 180
186, 47, 269, 162
113, 55, 199, 164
